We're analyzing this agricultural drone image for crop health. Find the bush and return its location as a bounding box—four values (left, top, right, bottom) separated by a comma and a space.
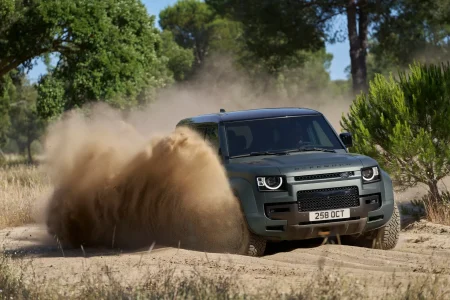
341, 62, 450, 207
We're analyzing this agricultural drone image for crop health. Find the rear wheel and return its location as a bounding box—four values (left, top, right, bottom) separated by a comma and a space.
343, 203, 401, 250
245, 231, 267, 256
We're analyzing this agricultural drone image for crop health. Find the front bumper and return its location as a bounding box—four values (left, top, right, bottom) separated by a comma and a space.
247, 198, 393, 241
238, 170, 396, 241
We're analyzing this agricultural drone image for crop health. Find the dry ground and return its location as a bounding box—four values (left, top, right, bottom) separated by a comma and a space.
1, 165, 450, 299
1, 219, 450, 299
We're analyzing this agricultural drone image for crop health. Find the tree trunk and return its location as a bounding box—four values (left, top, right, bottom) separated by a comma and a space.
346, 0, 369, 94
0, 148, 5, 160
26, 129, 33, 164
358, 1, 368, 89
427, 179, 442, 204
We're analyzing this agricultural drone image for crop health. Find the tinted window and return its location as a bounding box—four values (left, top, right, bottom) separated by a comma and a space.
205, 124, 219, 150
188, 125, 206, 137
224, 115, 343, 157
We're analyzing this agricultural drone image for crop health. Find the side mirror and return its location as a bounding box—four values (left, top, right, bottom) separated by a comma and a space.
339, 132, 353, 148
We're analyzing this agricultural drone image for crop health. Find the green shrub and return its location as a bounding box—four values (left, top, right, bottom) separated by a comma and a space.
341, 62, 450, 206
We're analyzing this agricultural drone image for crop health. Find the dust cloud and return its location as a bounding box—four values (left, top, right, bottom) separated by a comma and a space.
42, 104, 249, 253
128, 55, 352, 134
39, 56, 353, 253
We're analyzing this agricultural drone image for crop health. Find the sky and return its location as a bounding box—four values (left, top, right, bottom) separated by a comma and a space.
27, 0, 350, 82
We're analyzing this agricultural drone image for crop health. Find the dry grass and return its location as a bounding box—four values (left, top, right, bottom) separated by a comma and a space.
399, 193, 450, 226
423, 191, 450, 226
0, 253, 449, 300
0, 164, 49, 229
424, 201, 450, 226
0, 161, 450, 299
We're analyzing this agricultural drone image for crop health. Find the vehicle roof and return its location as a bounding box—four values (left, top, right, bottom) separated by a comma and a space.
177, 107, 322, 125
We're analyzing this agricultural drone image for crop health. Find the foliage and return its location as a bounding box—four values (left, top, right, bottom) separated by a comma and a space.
160, 30, 195, 81
158, 0, 334, 97
1, 0, 172, 115
369, 0, 450, 77
0, 74, 14, 148
36, 74, 65, 120
206, 0, 329, 74
266, 49, 333, 98
341, 62, 450, 202
208, 17, 245, 56
7, 77, 46, 162
159, 0, 216, 73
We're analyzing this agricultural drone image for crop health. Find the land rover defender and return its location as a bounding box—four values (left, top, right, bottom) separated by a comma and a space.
176, 108, 401, 256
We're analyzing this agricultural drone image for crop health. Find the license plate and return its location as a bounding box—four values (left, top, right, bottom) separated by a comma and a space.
309, 208, 350, 222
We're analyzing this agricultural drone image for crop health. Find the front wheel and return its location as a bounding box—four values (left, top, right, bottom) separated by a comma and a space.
343, 203, 401, 250
374, 203, 401, 249
233, 194, 267, 257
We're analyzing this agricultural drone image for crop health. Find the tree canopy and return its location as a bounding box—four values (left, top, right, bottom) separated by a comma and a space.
205, 0, 329, 73
1, 0, 174, 119
341, 62, 450, 203
159, 0, 216, 73
3, 0, 450, 168
369, 0, 450, 79
7, 75, 45, 162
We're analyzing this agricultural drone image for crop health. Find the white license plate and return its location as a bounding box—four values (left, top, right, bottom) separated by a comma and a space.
309, 208, 350, 222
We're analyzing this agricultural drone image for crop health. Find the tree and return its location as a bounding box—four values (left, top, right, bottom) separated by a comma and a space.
346, 0, 369, 93
0, 74, 15, 149
207, 18, 245, 57
341, 62, 450, 203
207, 0, 402, 94
36, 74, 65, 120
159, 1, 334, 96
318, 0, 396, 94
159, 0, 216, 73
8, 77, 46, 163
274, 49, 333, 96
205, 0, 330, 74
369, 0, 450, 77
160, 30, 195, 81
1, 0, 172, 117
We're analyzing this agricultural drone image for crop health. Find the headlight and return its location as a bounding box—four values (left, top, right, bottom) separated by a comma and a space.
361, 166, 380, 183
256, 176, 286, 191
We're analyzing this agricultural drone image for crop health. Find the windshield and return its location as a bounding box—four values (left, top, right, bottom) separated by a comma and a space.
224, 115, 344, 158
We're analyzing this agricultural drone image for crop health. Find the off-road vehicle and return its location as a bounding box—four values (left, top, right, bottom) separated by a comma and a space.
176, 108, 401, 256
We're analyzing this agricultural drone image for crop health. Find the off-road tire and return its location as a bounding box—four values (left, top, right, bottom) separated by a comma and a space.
233, 193, 267, 257
246, 232, 267, 256
373, 203, 401, 250
342, 203, 401, 250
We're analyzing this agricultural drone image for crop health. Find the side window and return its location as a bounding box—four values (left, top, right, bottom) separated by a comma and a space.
190, 125, 206, 138
306, 125, 318, 145
205, 125, 220, 150
312, 120, 334, 147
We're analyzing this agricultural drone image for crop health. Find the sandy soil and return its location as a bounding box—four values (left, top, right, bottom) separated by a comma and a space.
1, 206, 450, 298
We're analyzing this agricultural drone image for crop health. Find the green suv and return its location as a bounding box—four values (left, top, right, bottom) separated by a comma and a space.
176, 108, 401, 256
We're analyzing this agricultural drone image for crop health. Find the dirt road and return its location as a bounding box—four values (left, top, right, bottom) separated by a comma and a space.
1, 210, 450, 298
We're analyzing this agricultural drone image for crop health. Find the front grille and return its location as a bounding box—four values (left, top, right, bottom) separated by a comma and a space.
294, 171, 355, 181
297, 186, 360, 212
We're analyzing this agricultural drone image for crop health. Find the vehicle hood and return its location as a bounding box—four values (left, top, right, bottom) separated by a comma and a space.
227, 151, 378, 175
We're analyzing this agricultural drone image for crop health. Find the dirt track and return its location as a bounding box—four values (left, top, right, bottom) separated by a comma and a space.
1, 208, 450, 298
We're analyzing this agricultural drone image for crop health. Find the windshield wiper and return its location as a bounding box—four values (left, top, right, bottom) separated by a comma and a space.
230, 151, 289, 158
284, 147, 336, 153
229, 147, 335, 158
